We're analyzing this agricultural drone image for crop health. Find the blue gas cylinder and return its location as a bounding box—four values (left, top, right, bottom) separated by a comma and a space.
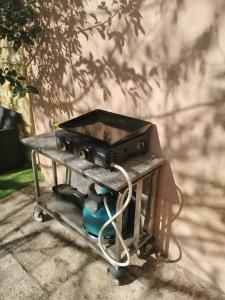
83, 185, 128, 238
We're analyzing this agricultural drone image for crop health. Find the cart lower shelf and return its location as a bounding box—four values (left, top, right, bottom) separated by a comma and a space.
36, 194, 135, 259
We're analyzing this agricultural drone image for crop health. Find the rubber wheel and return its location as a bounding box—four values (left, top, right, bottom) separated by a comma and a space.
107, 266, 122, 286
110, 277, 120, 286
137, 236, 156, 258
32, 210, 44, 223
107, 270, 120, 286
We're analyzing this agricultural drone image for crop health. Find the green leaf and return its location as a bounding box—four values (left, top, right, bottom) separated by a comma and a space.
11, 69, 17, 77
27, 85, 39, 94
19, 88, 27, 98
12, 86, 19, 97
0, 75, 5, 85
17, 76, 26, 80
5, 75, 15, 86
29, 26, 41, 38
21, 34, 34, 45
13, 39, 22, 52
15, 80, 23, 89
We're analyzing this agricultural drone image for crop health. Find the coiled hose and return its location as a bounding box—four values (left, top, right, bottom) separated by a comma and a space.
98, 164, 133, 267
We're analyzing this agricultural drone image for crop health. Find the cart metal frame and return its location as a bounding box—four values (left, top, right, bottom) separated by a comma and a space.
23, 132, 164, 283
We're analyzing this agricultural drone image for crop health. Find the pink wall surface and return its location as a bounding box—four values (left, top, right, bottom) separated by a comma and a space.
27, 0, 225, 291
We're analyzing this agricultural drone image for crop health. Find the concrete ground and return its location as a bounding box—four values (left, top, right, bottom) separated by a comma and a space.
0, 183, 225, 300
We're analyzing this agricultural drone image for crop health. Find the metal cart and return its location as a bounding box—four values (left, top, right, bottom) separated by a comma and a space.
23, 131, 164, 284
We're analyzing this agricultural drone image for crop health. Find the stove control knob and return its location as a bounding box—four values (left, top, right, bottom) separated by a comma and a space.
137, 141, 145, 150
60, 140, 70, 152
79, 148, 90, 160
57, 140, 69, 152
61, 143, 67, 151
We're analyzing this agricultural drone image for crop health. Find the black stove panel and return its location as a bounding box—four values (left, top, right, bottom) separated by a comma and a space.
56, 110, 151, 169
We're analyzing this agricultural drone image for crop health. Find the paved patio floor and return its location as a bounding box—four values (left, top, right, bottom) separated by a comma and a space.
0, 183, 224, 300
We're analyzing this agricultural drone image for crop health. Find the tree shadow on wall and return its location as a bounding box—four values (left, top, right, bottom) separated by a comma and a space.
26, 0, 152, 126
148, 125, 183, 262
25, 0, 225, 289
140, 0, 225, 290
26, 0, 186, 265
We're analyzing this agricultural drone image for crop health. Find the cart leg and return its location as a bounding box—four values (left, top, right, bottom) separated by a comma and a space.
108, 189, 128, 285
52, 160, 58, 186
65, 168, 72, 185
31, 150, 40, 201
32, 205, 44, 223
115, 189, 127, 261
137, 235, 156, 258
140, 169, 159, 255
31, 150, 44, 222
133, 179, 143, 250
145, 169, 158, 237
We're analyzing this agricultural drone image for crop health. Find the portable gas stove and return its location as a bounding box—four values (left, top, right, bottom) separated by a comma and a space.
23, 111, 164, 284
55, 109, 152, 169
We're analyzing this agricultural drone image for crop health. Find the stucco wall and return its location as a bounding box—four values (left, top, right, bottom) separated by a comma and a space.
27, 0, 225, 291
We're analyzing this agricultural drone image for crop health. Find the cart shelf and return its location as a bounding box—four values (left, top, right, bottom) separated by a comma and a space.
23, 131, 164, 192
37, 193, 134, 259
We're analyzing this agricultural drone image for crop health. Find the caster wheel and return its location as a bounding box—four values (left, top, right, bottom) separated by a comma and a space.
137, 236, 156, 258
110, 277, 120, 286
155, 250, 167, 260
32, 209, 44, 223
107, 266, 122, 286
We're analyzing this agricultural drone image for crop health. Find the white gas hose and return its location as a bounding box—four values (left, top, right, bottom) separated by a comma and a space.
98, 164, 133, 267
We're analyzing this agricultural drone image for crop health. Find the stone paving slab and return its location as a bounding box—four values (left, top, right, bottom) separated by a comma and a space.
12, 229, 68, 273
0, 184, 225, 300
128, 255, 225, 300
0, 253, 27, 291
31, 246, 97, 293
0, 271, 47, 300
0, 185, 34, 215
48, 258, 146, 300
0, 253, 46, 300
